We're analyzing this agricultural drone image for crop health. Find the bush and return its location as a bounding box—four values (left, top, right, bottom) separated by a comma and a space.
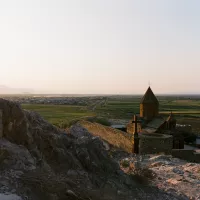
54, 119, 80, 129
121, 160, 130, 168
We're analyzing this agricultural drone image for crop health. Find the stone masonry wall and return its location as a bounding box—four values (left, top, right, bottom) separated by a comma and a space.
172, 149, 200, 163
126, 122, 141, 134
139, 136, 173, 155
140, 103, 159, 120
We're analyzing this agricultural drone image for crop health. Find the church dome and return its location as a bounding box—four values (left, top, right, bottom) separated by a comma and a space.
140, 87, 159, 104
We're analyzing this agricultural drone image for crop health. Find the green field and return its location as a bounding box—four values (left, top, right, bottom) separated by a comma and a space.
21, 96, 200, 132
95, 97, 200, 118
22, 104, 95, 127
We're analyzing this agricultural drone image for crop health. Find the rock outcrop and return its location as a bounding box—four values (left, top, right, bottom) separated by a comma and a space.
0, 99, 186, 199
120, 154, 200, 199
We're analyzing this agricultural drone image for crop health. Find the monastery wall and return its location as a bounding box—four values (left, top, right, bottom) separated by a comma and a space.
139, 134, 173, 154
172, 149, 200, 163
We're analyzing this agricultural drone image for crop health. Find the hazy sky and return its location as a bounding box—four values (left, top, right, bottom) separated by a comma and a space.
0, 0, 200, 94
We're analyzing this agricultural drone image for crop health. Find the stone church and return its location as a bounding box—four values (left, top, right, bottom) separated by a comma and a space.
127, 87, 184, 149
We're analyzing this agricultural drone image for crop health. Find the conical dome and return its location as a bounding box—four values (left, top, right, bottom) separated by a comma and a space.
140, 87, 159, 104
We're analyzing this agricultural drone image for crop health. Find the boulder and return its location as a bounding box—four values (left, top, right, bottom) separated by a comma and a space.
0, 194, 22, 200
0, 99, 33, 146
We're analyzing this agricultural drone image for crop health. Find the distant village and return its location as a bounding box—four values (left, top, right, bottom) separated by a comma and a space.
0, 95, 105, 106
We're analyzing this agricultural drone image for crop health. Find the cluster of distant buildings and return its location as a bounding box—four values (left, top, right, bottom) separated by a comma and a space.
2, 96, 105, 106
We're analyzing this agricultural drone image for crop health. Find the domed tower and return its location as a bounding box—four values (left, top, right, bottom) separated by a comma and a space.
140, 87, 159, 121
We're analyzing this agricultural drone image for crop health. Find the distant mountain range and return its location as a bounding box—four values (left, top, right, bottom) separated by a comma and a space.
0, 85, 34, 94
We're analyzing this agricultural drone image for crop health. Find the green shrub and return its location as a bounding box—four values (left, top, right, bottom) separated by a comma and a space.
54, 119, 80, 129
121, 160, 130, 168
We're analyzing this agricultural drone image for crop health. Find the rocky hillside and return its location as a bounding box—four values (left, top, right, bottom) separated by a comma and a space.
120, 154, 200, 199
0, 98, 188, 200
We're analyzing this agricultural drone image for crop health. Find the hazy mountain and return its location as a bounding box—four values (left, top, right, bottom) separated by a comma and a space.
0, 85, 34, 94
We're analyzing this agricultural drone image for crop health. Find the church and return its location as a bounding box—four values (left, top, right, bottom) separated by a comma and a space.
126, 87, 184, 150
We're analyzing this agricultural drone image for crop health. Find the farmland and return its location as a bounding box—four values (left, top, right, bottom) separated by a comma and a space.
22, 104, 95, 127
18, 95, 200, 133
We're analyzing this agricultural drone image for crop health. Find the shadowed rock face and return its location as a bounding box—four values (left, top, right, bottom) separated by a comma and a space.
0, 99, 32, 145
0, 98, 185, 200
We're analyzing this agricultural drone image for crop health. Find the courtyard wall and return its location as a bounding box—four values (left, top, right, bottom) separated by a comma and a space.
139, 133, 173, 154
172, 149, 200, 163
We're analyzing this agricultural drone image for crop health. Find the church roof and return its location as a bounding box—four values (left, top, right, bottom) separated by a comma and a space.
141, 127, 157, 134
166, 112, 176, 122
140, 87, 159, 104
146, 117, 166, 129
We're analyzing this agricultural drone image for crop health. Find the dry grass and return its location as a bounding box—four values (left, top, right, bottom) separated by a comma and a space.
80, 120, 133, 153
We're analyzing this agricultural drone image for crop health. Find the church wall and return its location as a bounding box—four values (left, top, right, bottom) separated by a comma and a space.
139, 135, 173, 154
140, 103, 159, 120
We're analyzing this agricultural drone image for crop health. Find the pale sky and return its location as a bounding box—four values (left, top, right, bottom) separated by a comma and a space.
0, 0, 200, 94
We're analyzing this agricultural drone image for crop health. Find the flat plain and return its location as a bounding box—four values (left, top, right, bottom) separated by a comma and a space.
20, 95, 200, 133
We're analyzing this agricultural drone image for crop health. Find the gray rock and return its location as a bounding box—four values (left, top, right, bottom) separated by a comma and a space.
66, 190, 78, 198
173, 168, 184, 175
149, 155, 172, 162
0, 194, 22, 200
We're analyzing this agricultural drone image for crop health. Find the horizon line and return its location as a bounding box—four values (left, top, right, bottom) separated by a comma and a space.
0, 93, 200, 96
